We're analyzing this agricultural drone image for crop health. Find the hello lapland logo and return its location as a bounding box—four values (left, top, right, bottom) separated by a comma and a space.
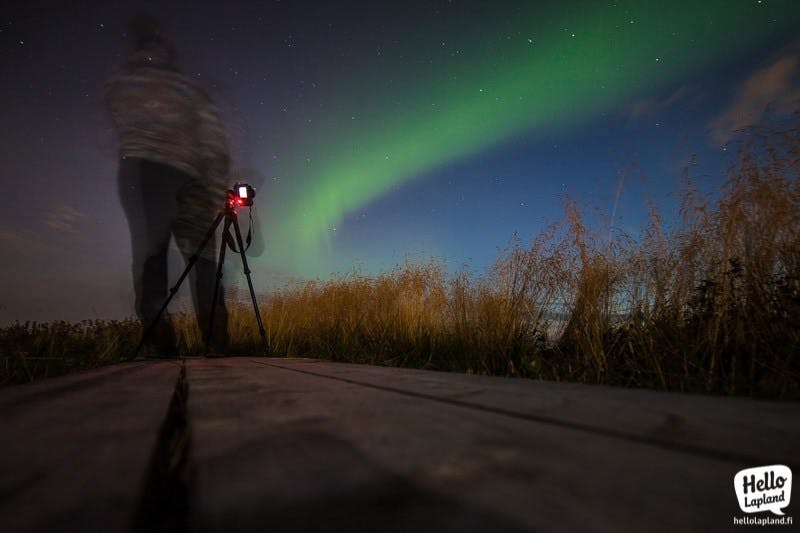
734, 465, 792, 516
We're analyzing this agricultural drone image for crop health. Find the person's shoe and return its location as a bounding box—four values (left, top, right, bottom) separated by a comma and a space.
204, 335, 231, 357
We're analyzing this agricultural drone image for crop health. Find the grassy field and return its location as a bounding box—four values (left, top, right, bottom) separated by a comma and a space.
2, 119, 798, 399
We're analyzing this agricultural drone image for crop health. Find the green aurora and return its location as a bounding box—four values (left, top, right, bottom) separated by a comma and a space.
260, 0, 800, 276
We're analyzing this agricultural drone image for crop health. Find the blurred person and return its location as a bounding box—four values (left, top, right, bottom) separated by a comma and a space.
104, 14, 230, 355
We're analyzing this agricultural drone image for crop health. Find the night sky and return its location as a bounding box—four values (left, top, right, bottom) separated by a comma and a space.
1, 0, 799, 324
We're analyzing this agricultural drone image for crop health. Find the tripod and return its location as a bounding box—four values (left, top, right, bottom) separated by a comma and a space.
135, 189, 269, 357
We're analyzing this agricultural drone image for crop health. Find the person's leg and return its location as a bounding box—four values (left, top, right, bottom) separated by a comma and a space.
118, 157, 182, 354
193, 252, 230, 352
174, 178, 229, 352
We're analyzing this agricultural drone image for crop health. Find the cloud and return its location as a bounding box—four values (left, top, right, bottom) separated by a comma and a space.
622, 85, 690, 120
43, 205, 88, 234
0, 224, 49, 254
709, 53, 800, 144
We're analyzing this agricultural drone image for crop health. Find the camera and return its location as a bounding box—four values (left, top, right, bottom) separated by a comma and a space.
230, 182, 256, 207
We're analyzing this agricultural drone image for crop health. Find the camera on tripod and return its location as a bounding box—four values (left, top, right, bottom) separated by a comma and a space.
136, 179, 268, 357
230, 182, 256, 207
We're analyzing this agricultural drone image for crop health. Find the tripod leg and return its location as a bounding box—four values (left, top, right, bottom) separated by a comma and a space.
205, 215, 231, 351
230, 213, 269, 355
135, 210, 226, 356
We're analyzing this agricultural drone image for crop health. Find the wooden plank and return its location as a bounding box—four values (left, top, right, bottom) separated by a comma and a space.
0, 361, 180, 532
187, 358, 800, 532
3, 357, 796, 531
263, 358, 800, 463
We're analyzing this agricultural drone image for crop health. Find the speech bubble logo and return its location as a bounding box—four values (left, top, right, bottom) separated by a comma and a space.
734, 465, 792, 516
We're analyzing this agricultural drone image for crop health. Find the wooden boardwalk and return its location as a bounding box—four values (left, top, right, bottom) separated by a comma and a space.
1, 357, 798, 532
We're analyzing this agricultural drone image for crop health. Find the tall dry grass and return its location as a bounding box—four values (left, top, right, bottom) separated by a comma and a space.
0, 319, 141, 384
2, 115, 797, 398
543, 114, 800, 397
610, 117, 800, 397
